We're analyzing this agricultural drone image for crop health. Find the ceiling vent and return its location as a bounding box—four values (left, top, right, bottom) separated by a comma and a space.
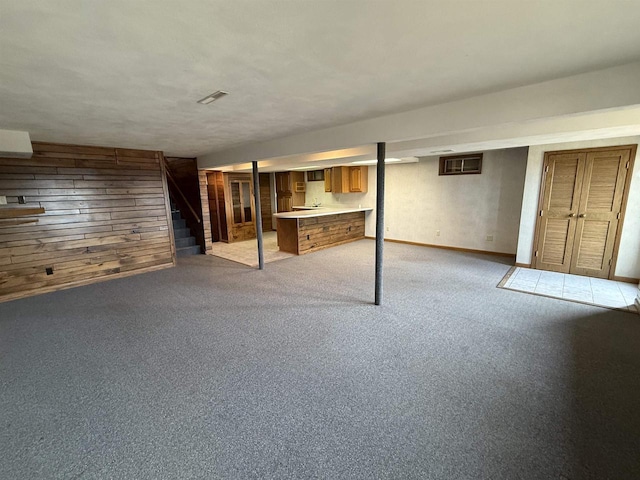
197, 90, 229, 105
430, 149, 454, 154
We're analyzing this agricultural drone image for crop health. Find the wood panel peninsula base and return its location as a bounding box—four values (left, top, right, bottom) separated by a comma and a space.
274, 208, 372, 255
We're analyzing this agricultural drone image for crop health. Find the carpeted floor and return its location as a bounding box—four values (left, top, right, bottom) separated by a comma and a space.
1, 239, 639, 479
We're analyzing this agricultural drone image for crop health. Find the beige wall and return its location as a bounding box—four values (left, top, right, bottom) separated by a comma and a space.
306, 147, 528, 254
304, 177, 368, 211
516, 136, 640, 278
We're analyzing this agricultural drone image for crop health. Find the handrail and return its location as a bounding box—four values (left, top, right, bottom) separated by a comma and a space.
164, 162, 201, 224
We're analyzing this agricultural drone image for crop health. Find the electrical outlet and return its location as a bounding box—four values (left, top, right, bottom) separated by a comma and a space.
486, 235, 494, 241
435, 230, 440, 236
386, 226, 390, 232
0, 195, 7, 205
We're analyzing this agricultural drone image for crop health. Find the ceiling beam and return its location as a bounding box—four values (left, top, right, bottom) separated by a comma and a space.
198, 61, 640, 168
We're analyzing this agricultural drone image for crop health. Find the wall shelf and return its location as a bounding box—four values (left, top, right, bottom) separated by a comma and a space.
0, 207, 46, 219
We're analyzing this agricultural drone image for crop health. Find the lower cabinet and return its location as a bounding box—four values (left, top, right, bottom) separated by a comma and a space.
276, 211, 365, 254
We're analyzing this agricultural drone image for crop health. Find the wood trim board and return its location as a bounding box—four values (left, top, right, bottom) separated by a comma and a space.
364, 236, 516, 258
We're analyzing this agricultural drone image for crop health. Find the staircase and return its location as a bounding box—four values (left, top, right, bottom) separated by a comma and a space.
171, 200, 201, 257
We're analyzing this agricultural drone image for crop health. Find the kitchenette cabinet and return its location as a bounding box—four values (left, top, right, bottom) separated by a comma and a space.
331, 166, 368, 193
275, 171, 305, 212
324, 168, 332, 192
273, 207, 372, 255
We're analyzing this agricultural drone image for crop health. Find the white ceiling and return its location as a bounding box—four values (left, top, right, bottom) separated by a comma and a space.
1, 1, 640, 157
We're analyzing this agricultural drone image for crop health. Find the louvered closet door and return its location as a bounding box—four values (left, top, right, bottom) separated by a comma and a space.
535, 152, 586, 273
569, 149, 630, 278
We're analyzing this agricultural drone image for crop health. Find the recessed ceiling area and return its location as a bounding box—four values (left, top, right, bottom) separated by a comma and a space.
1, 1, 640, 157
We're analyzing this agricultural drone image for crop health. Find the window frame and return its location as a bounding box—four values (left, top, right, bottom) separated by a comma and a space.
306, 169, 325, 182
229, 179, 253, 225
439, 153, 483, 176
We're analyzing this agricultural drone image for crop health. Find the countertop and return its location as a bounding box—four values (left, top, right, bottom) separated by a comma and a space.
291, 205, 324, 210
273, 207, 373, 219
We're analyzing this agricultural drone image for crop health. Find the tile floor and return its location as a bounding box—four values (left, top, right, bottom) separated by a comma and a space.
208, 231, 294, 267
501, 267, 638, 314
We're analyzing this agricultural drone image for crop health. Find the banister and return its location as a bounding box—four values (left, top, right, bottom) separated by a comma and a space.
164, 161, 201, 224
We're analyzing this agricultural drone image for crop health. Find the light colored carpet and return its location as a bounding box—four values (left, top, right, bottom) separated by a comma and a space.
1, 240, 639, 479
209, 230, 294, 267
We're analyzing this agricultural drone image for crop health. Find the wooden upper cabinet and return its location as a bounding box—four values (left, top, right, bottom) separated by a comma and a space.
275, 172, 291, 194
324, 168, 332, 192
349, 166, 368, 192
331, 167, 349, 193
331, 166, 368, 193
275, 171, 305, 212
291, 171, 305, 193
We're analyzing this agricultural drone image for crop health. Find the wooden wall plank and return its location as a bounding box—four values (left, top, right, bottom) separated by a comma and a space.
198, 170, 213, 252
0, 142, 176, 303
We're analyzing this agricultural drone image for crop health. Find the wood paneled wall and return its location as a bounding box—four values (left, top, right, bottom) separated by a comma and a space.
0, 142, 175, 303
198, 170, 213, 252
259, 173, 273, 231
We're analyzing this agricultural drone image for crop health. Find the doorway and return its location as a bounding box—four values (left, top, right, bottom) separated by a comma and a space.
206, 171, 256, 243
532, 145, 636, 279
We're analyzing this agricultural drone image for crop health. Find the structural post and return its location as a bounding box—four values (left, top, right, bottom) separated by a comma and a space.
375, 142, 386, 305
252, 161, 265, 270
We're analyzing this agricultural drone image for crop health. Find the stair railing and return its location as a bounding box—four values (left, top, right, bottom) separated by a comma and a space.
165, 167, 201, 224
163, 157, 205, 253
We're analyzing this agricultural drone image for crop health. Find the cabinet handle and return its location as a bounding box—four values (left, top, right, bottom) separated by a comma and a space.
579, 213, 586, 218
568, 213, 575, 217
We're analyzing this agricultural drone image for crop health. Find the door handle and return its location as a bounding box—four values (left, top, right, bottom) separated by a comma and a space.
568, 213, 575, 217
579, 213, 586, 218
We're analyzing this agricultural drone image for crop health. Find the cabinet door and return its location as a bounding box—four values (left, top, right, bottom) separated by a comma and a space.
349, 166, 368, 193
332, 167, 350, 193
275, 172, 291, 194
277, 195, 292, 212
324, 168, 332, 192
275, 171, 293, 212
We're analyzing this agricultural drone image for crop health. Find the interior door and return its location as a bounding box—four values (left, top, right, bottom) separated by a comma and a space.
534, 152, 585, 273
534, 146, 633, 278
569, 149, 630, 278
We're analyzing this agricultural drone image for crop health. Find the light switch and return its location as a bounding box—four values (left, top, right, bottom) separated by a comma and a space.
0, 195, 7, 205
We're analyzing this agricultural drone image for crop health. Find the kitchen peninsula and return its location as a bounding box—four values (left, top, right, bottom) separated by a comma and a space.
274, 207, 372, 255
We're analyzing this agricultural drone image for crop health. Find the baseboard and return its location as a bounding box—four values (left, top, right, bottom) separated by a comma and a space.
0, 262, 174, 304
613, 275, 640, 284
364, 236, 515, 258
515, 262, 532, 268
